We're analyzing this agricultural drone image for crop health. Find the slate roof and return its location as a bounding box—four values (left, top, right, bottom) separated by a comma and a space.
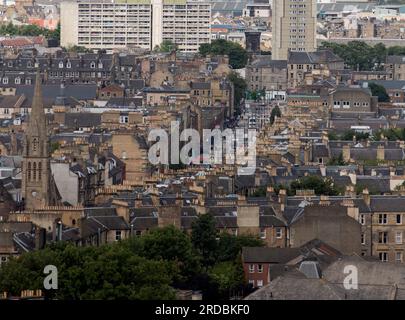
16, 84, 97, 107
313, 144, 329, 158
288, 50, 343, 65
259, 215, 286, 227
359, 80, 405, 90
63, 113, 102, 128
249, 58, 287, 69
370, 196, 405, 212
84, 207, 117, 217
356, 176, 391, 194
245, 274, 345, 300
190, 82, 211, 90
106, 97, 143, 108
246, 253, 405, 300
215, 215, 238, 229
387, 55, 405, 65
81, 214, 129, 238
242, 247, 302, 264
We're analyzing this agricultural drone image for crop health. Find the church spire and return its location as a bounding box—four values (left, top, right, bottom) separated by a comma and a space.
27, 70, 47, 139
22, 69, 56, 210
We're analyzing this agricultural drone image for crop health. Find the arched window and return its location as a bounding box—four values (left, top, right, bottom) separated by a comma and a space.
38, 162, 42, 181
28, 162, 31, 181
33, 162, 36, 181
32, 138, 38, 152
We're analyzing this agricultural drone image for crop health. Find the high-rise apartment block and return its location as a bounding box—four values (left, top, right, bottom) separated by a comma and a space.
272, 0, 317, 60
60, 0, 211, 52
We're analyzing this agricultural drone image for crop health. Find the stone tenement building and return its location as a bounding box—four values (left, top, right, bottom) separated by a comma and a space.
0, 50, 144, 89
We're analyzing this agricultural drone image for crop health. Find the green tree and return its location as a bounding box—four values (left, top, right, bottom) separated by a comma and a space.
320, 41, 386, 71
155, 40, 177, 53
327, 131, 339, 141
50, 142, 60, 153
0, 22, 61, 41
374, 128, 405, 141
290, 176, 341, 196
191, 214, 218, 268
387, 46, 405, 56
228, 72, 247, 115
208, 261, 245, 298
216, 234, 264, 262
373, 43, 387, 69
340, 130, 370, 141
65, 45, 91, 53
270, 106, 281, 125
52, 22, 61, 41
250, 90, 258, 102
126, 225, 200, 284
327, 153, 347, 166
251, 186, 267, 198
369, 82, 390, 102
0, 242, 176, 300
199, 39, 248, 69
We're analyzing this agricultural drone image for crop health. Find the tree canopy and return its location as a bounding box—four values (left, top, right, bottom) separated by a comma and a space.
290, 176, 341, 196
0, 242, 176, 299
374, 128, 405, 141
369, 82, 390, 102
154, 40, 177, 53
0, 22, 60, 40
320, 41, 405, 71
328, 130, 370, 141
270, 106, 281, 125
199, 39, 248, 69
0, 222, 263, 300
228, 72, 247, 115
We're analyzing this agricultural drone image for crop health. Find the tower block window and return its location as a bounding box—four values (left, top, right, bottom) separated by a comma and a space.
33, 162, 36, 181
38, 162, 42, 181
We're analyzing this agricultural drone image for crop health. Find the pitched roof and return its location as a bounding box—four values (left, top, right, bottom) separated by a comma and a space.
242, 247, 301, 264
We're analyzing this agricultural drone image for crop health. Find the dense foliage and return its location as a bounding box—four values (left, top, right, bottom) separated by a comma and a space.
228, 72, 247, 115
327, 153, 347, 166
374, 128, 405, 141
328, 130, 370, 141
320, 41, 405, 71
270, 106, 281, 125
199, 39, 248, 69
0, 22, 60, 40
369, 83, 390, 103
288, 176, 342, 196
154, 40, 177, 53
0, 218, 264, 300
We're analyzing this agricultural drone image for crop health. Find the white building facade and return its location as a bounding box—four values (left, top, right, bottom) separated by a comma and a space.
60, 0, 211, 52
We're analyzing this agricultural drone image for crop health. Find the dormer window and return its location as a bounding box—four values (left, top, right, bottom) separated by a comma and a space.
25, 78, 32, 85
7, 61, 12, 67
59, 61, 64, 68
66, 61, 72, 68
98, 62, 103, 69
27, 61, 32, 68
2, 77, 8, 84
90, 62, 96, 69
15, 77, 20, 84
